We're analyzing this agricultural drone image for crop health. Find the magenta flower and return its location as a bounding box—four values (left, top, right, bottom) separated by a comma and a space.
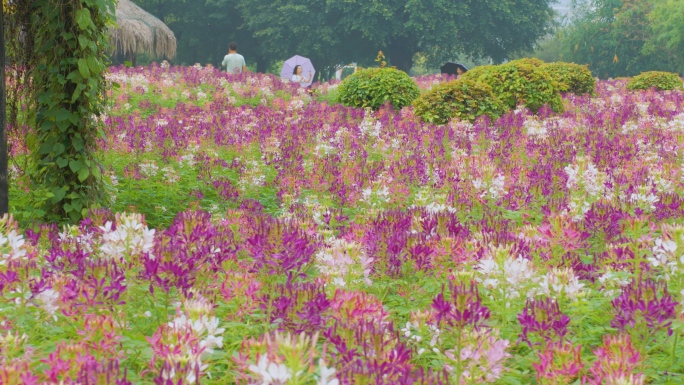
532, 341, 584, 385
583, 334, 643, 385
518, 297, 571, 347
432, 281, 490, 329
611, 278, 678, 335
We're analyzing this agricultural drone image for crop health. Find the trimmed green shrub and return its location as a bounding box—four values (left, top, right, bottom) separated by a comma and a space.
462, 60, 563, 114
337, 67, 420, 110
626, 71, 683, 91
511, 57, 546, 68
413, 79, 509, 124
544, 62, 596, 95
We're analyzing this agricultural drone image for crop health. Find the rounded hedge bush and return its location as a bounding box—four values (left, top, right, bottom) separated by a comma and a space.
462, 60, 563, 114
510, 57, 546, 68
544, 62, 595, 95
336, 67, 420, 110
413, 79, 508, 124
626, 71, 683, 91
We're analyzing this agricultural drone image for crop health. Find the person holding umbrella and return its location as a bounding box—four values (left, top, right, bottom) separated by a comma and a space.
440, 62, 468, 79
291, 65, 313, 87
281, 55, 316, 88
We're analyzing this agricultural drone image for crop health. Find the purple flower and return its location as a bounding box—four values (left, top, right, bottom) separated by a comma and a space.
518, 297, 571, 347
432, 281, 490, 329
611, 278, 678, 335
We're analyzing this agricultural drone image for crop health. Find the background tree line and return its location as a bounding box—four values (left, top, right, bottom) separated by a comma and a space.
131, 0, 557, 79
532, 0, 684, 78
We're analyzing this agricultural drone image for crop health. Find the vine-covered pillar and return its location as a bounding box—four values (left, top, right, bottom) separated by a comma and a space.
0, 0, 8, 215
29, 0, 114, 222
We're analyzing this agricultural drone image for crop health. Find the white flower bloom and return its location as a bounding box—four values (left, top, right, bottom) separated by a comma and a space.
0, 230, 28, 265
317, 360, 339, 385
98, 214, 155, 261
248, 355, 293, 385
139, 162, 160, 177
35, 289, 60, 316
537, 267, 585, 300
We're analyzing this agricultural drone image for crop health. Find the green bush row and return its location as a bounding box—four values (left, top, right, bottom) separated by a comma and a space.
335, 59, 601, 125
626, 71, 683, 91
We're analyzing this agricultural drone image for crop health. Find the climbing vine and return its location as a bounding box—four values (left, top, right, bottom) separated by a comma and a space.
27, 0, 115, 222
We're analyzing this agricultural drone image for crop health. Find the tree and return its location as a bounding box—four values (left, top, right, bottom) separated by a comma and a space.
231, 0, 556, 73
324, 0, 557, 71
232, 0, 358, 79
648, 0, 684, 73
556, 0, 679, 78
1, 0, 7, 215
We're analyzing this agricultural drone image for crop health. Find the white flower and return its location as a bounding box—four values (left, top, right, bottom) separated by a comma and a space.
98, 214, 155, 261
0, 230, 28, 265
537, 267, 585, 299
472, 173, 507, 200
317, 360, 339, 385
524, 117, 548, 138
35, 289, 60, 316
139, 162, 160, 177
248, 355, 292, 385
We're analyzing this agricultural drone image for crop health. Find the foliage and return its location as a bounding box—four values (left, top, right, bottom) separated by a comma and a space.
544, 62, 596, 94
129, 0, 263, 68
413, 79, 508, 124
26, 0, 114, 222
132, 0, 556, 73
648, 0, 684, 71
626, 71, 683, 91
336, 67, 420, 110
463, 59, 564, 113
555, 0, 681, 78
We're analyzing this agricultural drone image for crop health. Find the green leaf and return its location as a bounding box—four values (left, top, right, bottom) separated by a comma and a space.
87, 56, 101, 74
51, 188, 67, 203
56, 157, 69, 168
78, 167, 90, 182
78, 36, 90, 50
78, 58, 91, 78
75, 9, 92, 31
53, 143, 66, 156
69, 158, 83, 173
55, 108, 71, 122
91, 165, 102, 180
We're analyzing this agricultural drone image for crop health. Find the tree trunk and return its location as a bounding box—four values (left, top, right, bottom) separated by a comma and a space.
255, 55, 267, 74
387, 39, 415, 73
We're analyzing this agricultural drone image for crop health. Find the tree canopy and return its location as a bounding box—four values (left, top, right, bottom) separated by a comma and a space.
131, 0, 556, 74
539, 0, 683, 78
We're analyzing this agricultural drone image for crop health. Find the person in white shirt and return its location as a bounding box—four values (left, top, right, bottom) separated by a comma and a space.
221, 42, 247, 74
291, 65, 312, 87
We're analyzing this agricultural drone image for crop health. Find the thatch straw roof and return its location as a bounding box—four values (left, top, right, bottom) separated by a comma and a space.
109, 0, 177, 59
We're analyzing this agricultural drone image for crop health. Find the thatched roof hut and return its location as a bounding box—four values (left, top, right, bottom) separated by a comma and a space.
109, 0, 177, 60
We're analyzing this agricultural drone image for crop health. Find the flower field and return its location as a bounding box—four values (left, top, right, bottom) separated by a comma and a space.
3, 64, 684, 384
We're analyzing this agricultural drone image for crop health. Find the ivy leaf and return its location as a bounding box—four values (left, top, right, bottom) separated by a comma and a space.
75, 9, 92, 31
55, 108, 71, 122
56, 157, 69, 168
69, 158, 83, 173
78, 36, 90, 50
51, 188, 67, 204
87, 56, 101, 74
78, 58, 91, 78
91, 165, 102, 180
78, 167, 90, 182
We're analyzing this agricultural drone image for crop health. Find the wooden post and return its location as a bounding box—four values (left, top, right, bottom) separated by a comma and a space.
0, 0, 9, 215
